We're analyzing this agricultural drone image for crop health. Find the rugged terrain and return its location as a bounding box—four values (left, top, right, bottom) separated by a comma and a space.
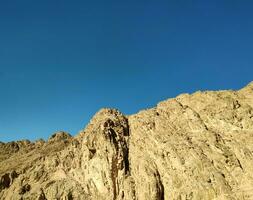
1, 82, 253, 200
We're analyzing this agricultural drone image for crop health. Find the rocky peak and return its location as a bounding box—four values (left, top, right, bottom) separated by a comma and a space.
48, 131, 72, 142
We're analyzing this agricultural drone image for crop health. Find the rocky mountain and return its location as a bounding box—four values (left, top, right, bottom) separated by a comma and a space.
1, 82, 253, 200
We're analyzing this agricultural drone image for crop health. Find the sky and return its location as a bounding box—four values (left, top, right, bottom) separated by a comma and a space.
0, 0, 253, 142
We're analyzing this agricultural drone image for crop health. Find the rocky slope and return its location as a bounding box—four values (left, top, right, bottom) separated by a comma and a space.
1, 82, 253, 200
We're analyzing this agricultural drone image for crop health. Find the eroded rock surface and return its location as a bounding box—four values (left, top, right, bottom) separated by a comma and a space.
1, 82, 253, 199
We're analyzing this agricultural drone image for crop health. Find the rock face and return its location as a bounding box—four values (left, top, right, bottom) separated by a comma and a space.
1, 82, 253, 199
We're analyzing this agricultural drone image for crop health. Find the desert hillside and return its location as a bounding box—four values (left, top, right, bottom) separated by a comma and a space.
1, 82, 253, 200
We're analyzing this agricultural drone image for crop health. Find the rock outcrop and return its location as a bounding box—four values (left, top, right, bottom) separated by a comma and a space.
1, 82, 253, 199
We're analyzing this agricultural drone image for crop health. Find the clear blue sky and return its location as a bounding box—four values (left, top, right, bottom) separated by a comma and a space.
0, 0, 253, 142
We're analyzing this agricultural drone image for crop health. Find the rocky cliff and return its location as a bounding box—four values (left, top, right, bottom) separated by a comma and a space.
1, 82, 253, 200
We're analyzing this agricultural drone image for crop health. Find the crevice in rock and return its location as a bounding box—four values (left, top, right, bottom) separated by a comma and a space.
156, 171, 164, 200
123, 147, 130, 175
0, 171, 18, 191
0, 173, 10, 191
237, 158, 244, 171
67, 192, 73, 200
88, 149, 96, 159
38, 188, 47, 200
111, 154, 118, 200
108, 128, 119, 152
19, 184, 31, 195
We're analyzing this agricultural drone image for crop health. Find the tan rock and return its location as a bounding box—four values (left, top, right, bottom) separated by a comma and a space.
1, 82, 253, 199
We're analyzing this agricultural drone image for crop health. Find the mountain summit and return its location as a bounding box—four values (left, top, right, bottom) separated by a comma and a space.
1, 82, 253, 199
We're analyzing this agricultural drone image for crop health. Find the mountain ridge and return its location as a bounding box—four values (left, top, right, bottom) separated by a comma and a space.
1, 82, 253, 199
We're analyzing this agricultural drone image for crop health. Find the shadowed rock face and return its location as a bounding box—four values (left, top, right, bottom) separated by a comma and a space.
1, 82, 253, 199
